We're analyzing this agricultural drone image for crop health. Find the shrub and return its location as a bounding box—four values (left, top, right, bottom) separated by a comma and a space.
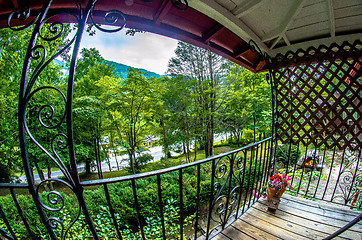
241, 129, 255, 144
275, 144, 301, 166
135, 153, 153, 170
0, 154, 267, 239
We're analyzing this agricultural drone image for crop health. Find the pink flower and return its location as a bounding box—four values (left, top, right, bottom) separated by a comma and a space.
268, 172, 292, 191
252, 190, 258, 199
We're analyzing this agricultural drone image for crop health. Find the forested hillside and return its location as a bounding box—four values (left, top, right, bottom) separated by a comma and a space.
106, 60, 161, 79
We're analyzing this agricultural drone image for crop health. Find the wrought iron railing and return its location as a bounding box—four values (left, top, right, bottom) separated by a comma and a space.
274, 140, 362, 209
0, 137, 273, 239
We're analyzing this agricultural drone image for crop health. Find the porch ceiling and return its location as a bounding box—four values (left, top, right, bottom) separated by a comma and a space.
190, 0, 362, 56
0, 0, 361, 71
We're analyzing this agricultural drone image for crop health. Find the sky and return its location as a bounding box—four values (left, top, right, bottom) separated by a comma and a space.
80, 28, 178, 75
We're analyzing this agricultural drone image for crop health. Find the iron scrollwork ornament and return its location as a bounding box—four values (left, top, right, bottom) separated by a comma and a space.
8, 0, 190, 238
8, 0, 87, 239
333, 149, 362, 205
8, 5, 39, 31
171, 0, 189, 11
208, 153, 243, 236
89, 7, 127, 33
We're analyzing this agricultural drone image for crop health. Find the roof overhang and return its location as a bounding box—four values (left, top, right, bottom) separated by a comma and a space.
189, 0, 362, 57
0, 0, 361, 72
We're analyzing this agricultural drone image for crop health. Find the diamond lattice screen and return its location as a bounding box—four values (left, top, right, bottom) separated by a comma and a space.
273, 41, 362, 150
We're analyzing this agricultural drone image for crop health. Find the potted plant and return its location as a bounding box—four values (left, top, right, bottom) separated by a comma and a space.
266, 172, 293, 202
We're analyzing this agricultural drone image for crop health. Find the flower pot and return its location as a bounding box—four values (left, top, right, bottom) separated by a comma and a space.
267, 187, 286, 202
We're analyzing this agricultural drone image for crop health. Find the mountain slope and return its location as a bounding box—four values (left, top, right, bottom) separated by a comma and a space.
54, 59, 163, 79
105, 60, 161, 79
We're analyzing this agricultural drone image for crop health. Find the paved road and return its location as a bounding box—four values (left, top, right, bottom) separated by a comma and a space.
20, 134, 227, 182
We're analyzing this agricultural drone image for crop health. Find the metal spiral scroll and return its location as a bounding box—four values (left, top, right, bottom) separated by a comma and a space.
8, 5, 39, 31
89, 0, 189, 33
36, 178, 82, 239
332, 149, 362, 205
248, 39, 272, 66
8, 0, 86, 239
171, 0, 189, 10
209, 152, 243, 235
89, 8, 127, 33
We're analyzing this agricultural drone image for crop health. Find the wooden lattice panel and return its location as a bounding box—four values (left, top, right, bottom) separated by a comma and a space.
273, 40, 362, 150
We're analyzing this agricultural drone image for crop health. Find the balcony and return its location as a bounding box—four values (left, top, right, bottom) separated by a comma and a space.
1, 136, 361, 239
0, 0, 361, 239
214, 194, 361, 240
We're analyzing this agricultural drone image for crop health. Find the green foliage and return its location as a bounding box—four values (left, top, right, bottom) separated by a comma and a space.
167, 41, 230, 159
106, 60, 161, 80
134, 153, 153, 171
0, 152, 269, 239
0, 25, 73, 182
283, 169, 326, 197
241, 129, 255, 144
350, 175, 362, 210
275, 144, 301, 165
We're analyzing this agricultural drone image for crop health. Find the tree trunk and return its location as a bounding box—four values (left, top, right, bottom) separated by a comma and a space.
237, 132, 240, 147
161, 119, 168, 160
107, 155, 112, 172
85, 161, 91, 174
110, 131, 120, 171
94, 138, 101, 178
34, 161, 50, 192
114, 149, 119, 171
194, 136, 197, 162
97, 121, 103, 178
47, 161, 54, 190
129, 151, 136, 174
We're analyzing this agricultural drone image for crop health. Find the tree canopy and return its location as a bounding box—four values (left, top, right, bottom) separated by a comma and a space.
0, 28, 272, 182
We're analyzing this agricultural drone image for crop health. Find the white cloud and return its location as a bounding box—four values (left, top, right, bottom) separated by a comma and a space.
80, 30, 177, 75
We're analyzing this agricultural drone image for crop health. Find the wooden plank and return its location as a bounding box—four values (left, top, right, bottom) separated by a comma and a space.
279, 199, 358, 222
249, 204, 351, 240
335, 15, 362, 28
282, 194, 360, 217
216, 226, 254, 240
286, 22, 330, 42
231, 219, 281, 240
211, 232, 232, 240
334, 0, 362, 9
271, 201, 362, 232
252, 202, 361, 239
276, 197, 359, 221
214, 0, 236, 11
334, 5, 362, 18
212, 187, 362, 239
291, 13, 328, 30
239, 211, 313, 240
296, 2, 326, 19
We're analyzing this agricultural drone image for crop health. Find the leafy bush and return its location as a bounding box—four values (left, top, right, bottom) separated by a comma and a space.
0, 155, 267, 239
241, 129, 255, 144
349, 175, 361, 210
275, 144, 301, 165
135, 153, 153, 170
282, 169, 326, 198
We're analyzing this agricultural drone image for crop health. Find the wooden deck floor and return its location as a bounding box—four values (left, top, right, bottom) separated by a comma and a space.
213, 194, 362, 240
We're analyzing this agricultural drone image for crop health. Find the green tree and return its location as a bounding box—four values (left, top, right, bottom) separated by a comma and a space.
118, 69, 156, 173
97, 69, 157, 174
73, 48, 115, 175
219, 64, 271, 145
0, 24, 72, 182
167, 41, 229, 158
155, 75, 196, 162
